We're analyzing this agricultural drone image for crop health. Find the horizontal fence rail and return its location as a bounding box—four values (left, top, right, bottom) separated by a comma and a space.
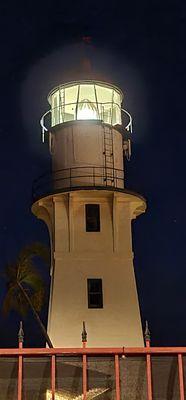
32, 166, 125, 200
2, 347, 186, 356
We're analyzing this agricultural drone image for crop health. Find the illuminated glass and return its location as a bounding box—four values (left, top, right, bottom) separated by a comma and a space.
51, 92, 59, 126
49, 81, 123, 127
79, 84, 96, 102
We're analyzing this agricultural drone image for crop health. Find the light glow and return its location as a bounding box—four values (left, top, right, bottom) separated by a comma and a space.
46, 387, 109, 400
77, 100, 97, 120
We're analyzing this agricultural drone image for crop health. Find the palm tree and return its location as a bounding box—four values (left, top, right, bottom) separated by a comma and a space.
2, 242, 53, 348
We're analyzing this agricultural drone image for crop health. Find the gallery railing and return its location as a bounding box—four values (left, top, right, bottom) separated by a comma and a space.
32, 166, 125, 201
1, 322, 186, 400
40, 103, 133, 143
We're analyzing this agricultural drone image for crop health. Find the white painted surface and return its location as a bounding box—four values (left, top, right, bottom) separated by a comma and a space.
50, 122, 124, 189
32, 190, 146, 347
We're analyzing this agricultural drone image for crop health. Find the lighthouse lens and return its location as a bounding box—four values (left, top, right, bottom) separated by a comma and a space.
77, 100, 98, 120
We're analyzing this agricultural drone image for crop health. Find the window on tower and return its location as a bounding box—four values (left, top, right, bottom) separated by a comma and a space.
85, 204, 100, 232
87, 279, 103, 308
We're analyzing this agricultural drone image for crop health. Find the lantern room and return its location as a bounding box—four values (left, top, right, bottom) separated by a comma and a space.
38, 79, 133, 198
47, 80, 123, 127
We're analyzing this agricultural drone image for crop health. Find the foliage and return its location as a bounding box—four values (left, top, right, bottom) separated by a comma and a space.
2, 242, 50, 318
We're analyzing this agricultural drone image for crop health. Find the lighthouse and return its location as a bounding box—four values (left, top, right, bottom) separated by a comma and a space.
32, 80, 146, 347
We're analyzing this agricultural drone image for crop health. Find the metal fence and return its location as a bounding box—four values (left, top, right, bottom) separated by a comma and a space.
1, 323, 186, 400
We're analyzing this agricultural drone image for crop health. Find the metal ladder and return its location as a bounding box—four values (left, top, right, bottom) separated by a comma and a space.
103, 124, 115, 186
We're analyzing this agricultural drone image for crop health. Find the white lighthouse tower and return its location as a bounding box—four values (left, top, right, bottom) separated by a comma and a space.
32, 80, 146, 347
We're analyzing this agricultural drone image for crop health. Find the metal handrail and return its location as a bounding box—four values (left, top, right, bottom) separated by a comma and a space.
33, 166, 124, 183
40, 102, 132, 141
121, 108, 133, 133
40, 109, 51, 143
32, 166, 125, 200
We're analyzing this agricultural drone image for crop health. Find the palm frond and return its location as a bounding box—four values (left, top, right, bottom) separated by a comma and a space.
3, 263, 18, 284
18, 262, 44, 289
30, 288, 45, 312
2, 242, 53, 347
3, 243, 47, 312
19, 242, 50, 266
2, 285, 28, 317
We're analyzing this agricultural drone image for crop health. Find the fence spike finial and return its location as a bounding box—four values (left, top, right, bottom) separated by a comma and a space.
82, 321, 87, 343
18, 321, 24, 344
144, 320, 151, 342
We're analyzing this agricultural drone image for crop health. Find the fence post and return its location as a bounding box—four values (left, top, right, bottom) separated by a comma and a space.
178, 353, 185, 400
115, 354, 121, 400
82, 322, 87, 400
18, 321, 24, 400
51, 355, 56, 400
145, 321, 153, 400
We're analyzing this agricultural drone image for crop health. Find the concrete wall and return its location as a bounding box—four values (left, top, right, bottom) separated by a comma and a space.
32, 190, 146, 348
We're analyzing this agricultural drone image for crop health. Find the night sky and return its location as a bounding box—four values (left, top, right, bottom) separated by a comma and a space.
0, 0, 185, 348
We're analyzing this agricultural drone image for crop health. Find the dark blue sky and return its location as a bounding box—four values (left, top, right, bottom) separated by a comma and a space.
0, 0, 185, 347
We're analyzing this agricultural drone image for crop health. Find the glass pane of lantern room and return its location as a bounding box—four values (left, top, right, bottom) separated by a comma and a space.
113, 90, 122, 124
112, 104, 121, 125
51, 92, 59, 126
113, 89, 121, 106
79, 84, 96, 103
95, 85, 113, 124
102, 104, 112, 124
62, 85, 78, 122
95, 85, 113, 104
77, 84, 97, 120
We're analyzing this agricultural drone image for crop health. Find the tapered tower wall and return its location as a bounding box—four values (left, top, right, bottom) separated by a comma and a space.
32, 190, 146, 347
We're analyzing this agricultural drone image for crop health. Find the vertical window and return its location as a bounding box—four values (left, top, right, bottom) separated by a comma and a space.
85, 204, 100, 232
87, 279, 103, 308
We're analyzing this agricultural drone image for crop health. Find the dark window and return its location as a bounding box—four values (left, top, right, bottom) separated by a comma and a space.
85, 204, 100, 232
87, 279, 103, 308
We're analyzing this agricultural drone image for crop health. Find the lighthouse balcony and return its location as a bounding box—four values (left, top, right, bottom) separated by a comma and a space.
32, 166, 124, 201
